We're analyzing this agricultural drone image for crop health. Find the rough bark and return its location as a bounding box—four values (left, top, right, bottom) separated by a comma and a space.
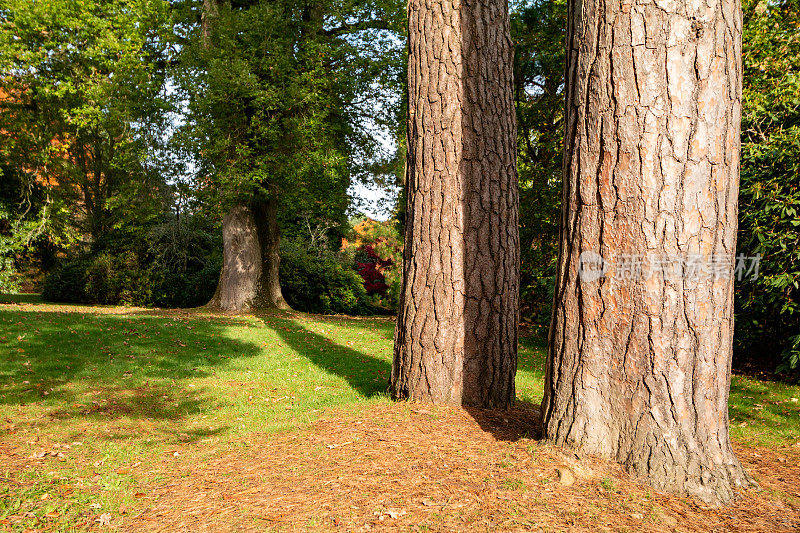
391, 0, 520, 407
542, 0, 750, 504
207, 199, 289, 312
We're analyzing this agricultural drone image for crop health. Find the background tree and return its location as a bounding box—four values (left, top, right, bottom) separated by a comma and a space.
0, 0, 174, 252
392, 0, 520, 407
177, 0, 403, 312
542, 0, 751, 504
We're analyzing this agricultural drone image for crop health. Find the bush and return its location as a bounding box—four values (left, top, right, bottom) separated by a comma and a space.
41, 252, 219, 308
280, 240, 373, 315
42, 253, 152, 306
342, 219, 403, 312
42, 215, 221, 308
732, 0, 800, 378
146, 218, 221, 308
42, 259, 89, 303
354, 245, 391, 296
149, 257, 221, 308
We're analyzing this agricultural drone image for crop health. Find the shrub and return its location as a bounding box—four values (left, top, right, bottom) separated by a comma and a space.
41, 252, 218, 309
41, 259, 89, 303
150, 256, 221, 308
342, 219, 403, 312
42, 253, 152, 306
280, 240, 373, 315
42, 215, 221, 309
732, 0, 800, 377
146, 217, 221, 308
354, 245, 391, 296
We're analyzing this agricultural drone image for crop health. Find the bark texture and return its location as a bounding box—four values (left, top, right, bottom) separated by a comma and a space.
392, 0, 520, 407
207, 199, 289, 312
542, 0, 750, 504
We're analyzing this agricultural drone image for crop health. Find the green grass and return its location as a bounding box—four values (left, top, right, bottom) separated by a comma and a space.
730, 374, 800, 447
0, 297, 798, 529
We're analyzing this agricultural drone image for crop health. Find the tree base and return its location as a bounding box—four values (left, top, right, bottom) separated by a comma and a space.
206, 202, 289, 313
544, 425, 756, 505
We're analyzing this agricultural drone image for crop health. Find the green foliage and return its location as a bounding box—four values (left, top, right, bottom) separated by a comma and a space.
42, 249, 220, 308
736, 0, 800, 376
0, 164, 71, 291
0, 0, 175, 248
280, 240, 373, 315
176, 0, 404, 229
42, 253, 151, 306
40, 260, 88, 303
145, 216, 222, 308
511, 0, 566, 321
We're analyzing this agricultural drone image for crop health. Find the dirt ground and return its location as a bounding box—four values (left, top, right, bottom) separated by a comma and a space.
114, 403, 799, 532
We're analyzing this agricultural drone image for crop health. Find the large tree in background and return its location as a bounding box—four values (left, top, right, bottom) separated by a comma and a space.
391, 0, 519, 407
543, 0, 751, 504
0, 0, 174, 251
180, 0, 403, 312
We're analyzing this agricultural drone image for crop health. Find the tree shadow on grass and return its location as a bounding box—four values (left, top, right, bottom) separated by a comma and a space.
0, 307, 261, 430
261, 313, 545, 442
0, 293, 43, 304
259, 314, 392, 399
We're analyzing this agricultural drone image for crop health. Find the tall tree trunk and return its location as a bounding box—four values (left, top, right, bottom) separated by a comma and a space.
542, 0, 750, 504
207, 198, 289, 312
201, 0, 219, 49
391, 0, 520, 407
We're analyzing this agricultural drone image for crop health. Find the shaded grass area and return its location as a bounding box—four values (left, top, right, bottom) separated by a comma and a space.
730, 374, 800, 447
0, 296, 798, 530
0, 293, 42, 305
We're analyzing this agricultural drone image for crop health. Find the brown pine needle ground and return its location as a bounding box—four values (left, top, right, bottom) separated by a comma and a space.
126, 405, 799, 532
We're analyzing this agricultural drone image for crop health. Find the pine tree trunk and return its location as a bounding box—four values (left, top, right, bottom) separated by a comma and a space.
207, 199, 289, 312
542, 0, 751, 504
391, 0, 520, 408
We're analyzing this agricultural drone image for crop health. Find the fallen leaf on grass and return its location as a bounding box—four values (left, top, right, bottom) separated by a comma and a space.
95, 513, 111, 526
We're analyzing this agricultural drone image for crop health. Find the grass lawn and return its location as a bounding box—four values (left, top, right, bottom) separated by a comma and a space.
0, 294, 799, 531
